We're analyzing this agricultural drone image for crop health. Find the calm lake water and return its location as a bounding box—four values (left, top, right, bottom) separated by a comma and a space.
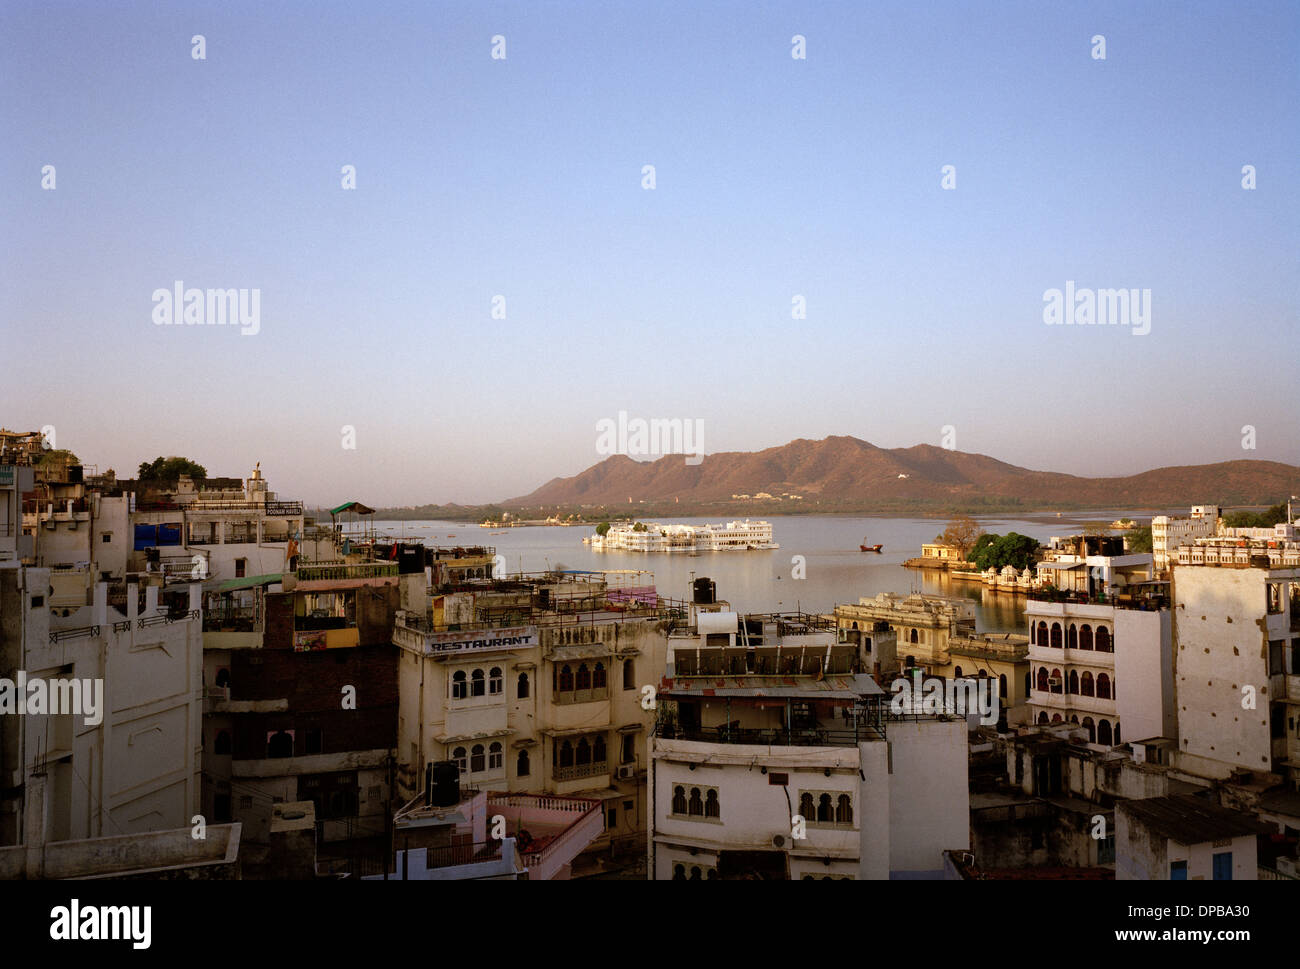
364, 511, 1174, 635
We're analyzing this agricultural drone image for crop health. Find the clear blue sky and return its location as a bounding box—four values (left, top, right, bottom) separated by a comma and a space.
2, 0, 1297, 505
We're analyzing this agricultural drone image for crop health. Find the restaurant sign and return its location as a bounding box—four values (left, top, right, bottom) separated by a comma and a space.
425, 625, 537, 656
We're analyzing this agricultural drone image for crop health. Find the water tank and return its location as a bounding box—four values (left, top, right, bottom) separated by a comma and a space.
430, 760, 460, 807
693, 577, 716, 604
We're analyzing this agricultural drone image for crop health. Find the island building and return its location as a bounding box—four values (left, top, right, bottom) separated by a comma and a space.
649, 592, 970, 879
590, 519, 777, 552
1151, 505, 1220, 572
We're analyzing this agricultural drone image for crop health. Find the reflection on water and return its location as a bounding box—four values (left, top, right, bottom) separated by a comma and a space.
371, 512, 1159, 635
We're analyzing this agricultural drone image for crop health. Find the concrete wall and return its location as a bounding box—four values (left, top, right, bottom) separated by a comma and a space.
886, 719, 969, 877
1115, 608, 1174, 742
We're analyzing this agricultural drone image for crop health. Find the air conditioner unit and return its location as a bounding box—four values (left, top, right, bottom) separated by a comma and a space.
616, 765, 636, 780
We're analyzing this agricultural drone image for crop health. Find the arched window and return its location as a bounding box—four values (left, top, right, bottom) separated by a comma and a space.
1024, 672, 1031, 696
672, 786, 687, 814
909, 629, 919, 644
817, 793, 833, 823
453, 746, 468, 772
836, 794, 853, 824
1037, 711, 1049, 725
215, 668, 231, 689
1079, 624, 1093, 650
576, 737, 591, 766
489, 742, 503, 770
1068, 670, 1079, 695
1051, 669, 1063, 694
1050, 623, 1062, 649
558, 665, 574, 692
517, 672, 530, 699
1096, 627, 1112, 653
954, 666, 963, 678
470, 744, 485, 773
452, 670, 467, 699
593, 735, 607, 764
576, 664, 592, 691
471, 668, 486, 697
1036, 668, 1049, 693
704, 789, 720, 818
517, 749, 530, 777
1051, 713, 1063, 723
1070, 715, 1079, 724
268, 730, 293, 758
1113, 721, 1121, 744
999, 674, 1008, 699
1080, 671, 1095, 697
1036, 621, 1048, 646
214, 730, 231, 755
593, 662, 607, 689
559, 740, 574, 768
1082, 717, 1095, 742
1067, 625, 1078, 650
689, 866, 702, 880
1097, 719, 1113, 745
688, 788, 704, 816
489, 667, 503, 695
1096, 673, 1111, 700
800, 792, 814, 819
673, 864, 686, 880
624, 660, 635, 690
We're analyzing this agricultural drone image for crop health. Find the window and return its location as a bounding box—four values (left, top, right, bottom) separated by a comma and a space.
1051, 669, 1063, 694
1095, 626, 1112, 652
1080, 671, 1094, 697
836, 794, 853, 824
489, 667, 503, 695
488, 742, 503, 770
1082, 717, 1095, 743
451, 670, 467, 699
240, 795, 253, 810
30, 595, 43, 608
687, 788, 704, 816
800, 792, 815, 819
235, 558, 247, 578
1036, 668, 1049, 693
470, 744, 485, 773
471, 668, 486, 697
452, 746, 468, 772
576, 663, 592, 691
999, 674, 1008, 699
909, 629, 919, 644
1050, 623, 1062, 648
1170, 860, 1187, 880
215, 668, 231, 688
102, 532, 111, 543
954, 666, 963, 678
673, 864, 686, 881
672, 786, 688, 814
608, 807, 618, 829
621, 733, 635, 764
267, 730, 293, 758
517, 749, 530, 776
1078, 624, 1093, 650
593, 662, 607, 689
1067, 624, 1078, 650
559, 740, 574, 768
704, 789, 720, 819
214, 730, 232, 755
558, 664, 574, 692
1068, 670, 1079, 695
1096, 673, 1111, 700
517, 672, 530, 698
624, 660, 635, 690
1212, 852, 1232, 880
1097, 720, 1113, 746
593, 734, 606, 764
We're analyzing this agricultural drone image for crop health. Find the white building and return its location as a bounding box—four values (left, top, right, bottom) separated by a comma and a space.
1116, 794, 1262, 880
591, 520, 777, 552
1151, 505, 1219, 571
1172, 551, 1300, 783
1025, 545, 1173, 747
648, 604, 969, 880
0, 566, 203, 847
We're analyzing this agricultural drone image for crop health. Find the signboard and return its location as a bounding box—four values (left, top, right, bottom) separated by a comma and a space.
293, 630, 328, 652
425, 625, 537, 657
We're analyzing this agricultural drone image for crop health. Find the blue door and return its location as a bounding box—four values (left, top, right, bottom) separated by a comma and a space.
1170, 860, 1187, 880
1213, 852, 1232, 880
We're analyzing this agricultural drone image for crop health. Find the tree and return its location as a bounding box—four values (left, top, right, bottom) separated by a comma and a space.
34, 448, 80, 466
969, 532, 1040, 572
595, 521, 611, 536
939, 515, 984, 559
137, 456, 207, 481
1222, 501, 1289, 529
1126, 526, 1153, 554
1082, 522, 1111, 537
632, 522, 647, 532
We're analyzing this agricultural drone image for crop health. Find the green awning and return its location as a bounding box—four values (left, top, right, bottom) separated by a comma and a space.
329, 500, 375, 516
216, 573, 285, 593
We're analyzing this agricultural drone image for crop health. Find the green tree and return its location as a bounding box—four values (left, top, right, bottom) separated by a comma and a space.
34, 448, 80, 466
1126, 526, 1153, 554
137, 456, 207, 481
633, 522, 647, 532
595, 521, 611, 536
970, 532, 1040, 572
1222, 502, 1288, 529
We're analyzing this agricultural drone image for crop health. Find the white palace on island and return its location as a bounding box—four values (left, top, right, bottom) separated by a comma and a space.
589, 519, 778, 552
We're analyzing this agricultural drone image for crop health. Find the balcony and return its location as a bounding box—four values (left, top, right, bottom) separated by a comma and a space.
553, 687, 610, 706
296, 560, 398, 581
553, 761, 609, 783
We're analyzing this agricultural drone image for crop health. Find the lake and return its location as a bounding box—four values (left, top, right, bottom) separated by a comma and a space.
362, 510, 1171, 634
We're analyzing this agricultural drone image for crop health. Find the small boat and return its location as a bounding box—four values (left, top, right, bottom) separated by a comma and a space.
860, 540, 883, 553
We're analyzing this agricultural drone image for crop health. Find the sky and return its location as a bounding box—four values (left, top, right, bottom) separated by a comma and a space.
2, 0, 1297, 506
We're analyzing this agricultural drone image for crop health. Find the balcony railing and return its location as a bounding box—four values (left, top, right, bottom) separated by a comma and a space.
553, 761, 609, 782
553, 687, 610, 705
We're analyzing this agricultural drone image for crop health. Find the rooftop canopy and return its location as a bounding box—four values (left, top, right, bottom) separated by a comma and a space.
329, 500, 375, 516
